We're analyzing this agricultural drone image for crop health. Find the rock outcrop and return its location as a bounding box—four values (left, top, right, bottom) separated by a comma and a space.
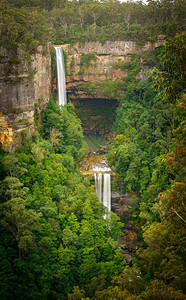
58, 40, 161, 100
0, 113, 13, 150
0, 44, 51, 148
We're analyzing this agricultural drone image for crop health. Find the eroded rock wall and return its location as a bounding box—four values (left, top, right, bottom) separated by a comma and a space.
58, 40, 160, 100
0, 44, 51, 147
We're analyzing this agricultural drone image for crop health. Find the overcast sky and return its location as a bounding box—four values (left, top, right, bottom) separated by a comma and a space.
119, 0, 148, 4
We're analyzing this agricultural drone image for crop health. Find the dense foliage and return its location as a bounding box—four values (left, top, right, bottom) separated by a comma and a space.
1, 0, 185, 49
107, 79, 173, 205
106, 32, 186, 296
0, 1, 54, 52
0, 100, 125, 299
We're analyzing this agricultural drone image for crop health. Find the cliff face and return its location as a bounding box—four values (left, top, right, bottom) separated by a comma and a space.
53, 39, 164, 137
0, 44, 51, 148
59, 39, 162, 100
0, 38, 163, 148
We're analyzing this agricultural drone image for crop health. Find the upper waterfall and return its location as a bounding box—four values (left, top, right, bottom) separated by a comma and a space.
55, 47, 67, 106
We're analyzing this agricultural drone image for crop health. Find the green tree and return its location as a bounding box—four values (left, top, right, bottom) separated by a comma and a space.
140, 279, 186, 299
50, 127, 62, 152
0, 196, 40, 259
138, 32, 186, 293
150, 32, 186, 103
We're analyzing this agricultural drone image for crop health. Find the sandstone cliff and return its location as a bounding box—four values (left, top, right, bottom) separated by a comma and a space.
58, 39, 163, 101
0, 44, 51, 148
0, 38, 164, 149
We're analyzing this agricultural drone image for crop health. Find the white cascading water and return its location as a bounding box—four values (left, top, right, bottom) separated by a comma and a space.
94, 172, 111, 213
103, 173, 111, 212
55, 47, 67, 106
94, 173, 102, 202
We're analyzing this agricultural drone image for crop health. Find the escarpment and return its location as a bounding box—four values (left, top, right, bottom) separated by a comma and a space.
0, 37, 165, 148
0, 44, 51, 147
57, 38, 164, 101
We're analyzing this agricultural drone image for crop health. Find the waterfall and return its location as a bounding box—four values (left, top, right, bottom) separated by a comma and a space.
94, 172, 111, 213
55, 47, 67, 106
94, 173, 102, 202
103, 173, 111, 212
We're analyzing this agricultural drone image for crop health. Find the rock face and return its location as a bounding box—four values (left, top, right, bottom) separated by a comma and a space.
0, 38, 164, 149
58, 40, 159, 100
112, 192, 142, 263
0, 113, 13, 150
0, 44, 51, 147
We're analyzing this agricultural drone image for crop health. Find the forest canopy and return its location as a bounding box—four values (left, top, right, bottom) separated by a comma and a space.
1, 0, 185, 51
106, 32, 186, 296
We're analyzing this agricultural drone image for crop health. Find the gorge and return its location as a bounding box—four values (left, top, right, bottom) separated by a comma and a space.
0, 3, 185, 295
0, 36, 165, 148
54, 45, 113, 214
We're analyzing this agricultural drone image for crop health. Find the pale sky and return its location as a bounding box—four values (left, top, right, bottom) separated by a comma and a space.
119, 0, 148, 4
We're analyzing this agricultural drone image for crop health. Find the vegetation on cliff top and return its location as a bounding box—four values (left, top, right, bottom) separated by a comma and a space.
1, 0, 184, 85
1, 0, 185, 50
0, 1, 54, 52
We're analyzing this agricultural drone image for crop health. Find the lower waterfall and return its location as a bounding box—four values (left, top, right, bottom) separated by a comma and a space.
103, 173, 111, 212
94, 173, 111, 213
94, 173, 102, 202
